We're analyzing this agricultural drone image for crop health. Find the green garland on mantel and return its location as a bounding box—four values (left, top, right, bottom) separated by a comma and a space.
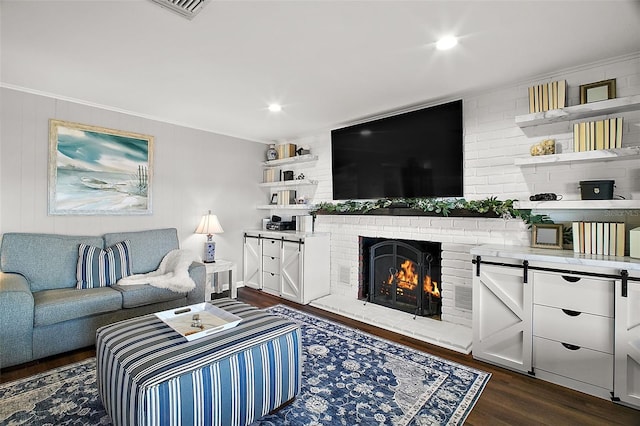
310, 197, 553, 227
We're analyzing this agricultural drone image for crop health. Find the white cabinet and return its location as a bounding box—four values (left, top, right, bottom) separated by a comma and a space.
243, 234, 261, 289
262, 238, 281, 295
242, 231, 330, 304
615, 279, 640, 409
532, 271, 614, 399
280, 240, 302, 302
472, 262, 532, 374
471, 244, 640, 408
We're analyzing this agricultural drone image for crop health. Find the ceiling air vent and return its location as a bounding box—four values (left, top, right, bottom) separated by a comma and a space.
149, 0, 210, 20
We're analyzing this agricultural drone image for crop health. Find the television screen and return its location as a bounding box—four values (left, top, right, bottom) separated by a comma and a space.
331, 99, 463, 200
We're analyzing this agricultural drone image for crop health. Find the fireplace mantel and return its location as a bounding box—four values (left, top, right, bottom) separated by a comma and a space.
315, 208, 502, 218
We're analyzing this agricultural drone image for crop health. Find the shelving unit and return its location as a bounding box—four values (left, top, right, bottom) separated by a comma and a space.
515, 199, 640, 210
515, 94, 640, 128
514, 146, 640, 166
258, 179, 318, 189
262, 154, 318, 167
514, 94, 640, 211
256, 204, 314, 210
259, 153, 319, 211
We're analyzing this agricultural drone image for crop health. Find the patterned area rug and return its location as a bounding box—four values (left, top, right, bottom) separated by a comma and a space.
0, 305, 489, 425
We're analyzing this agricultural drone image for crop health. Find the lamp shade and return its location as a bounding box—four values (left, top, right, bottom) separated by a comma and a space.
195, 211, 224, 236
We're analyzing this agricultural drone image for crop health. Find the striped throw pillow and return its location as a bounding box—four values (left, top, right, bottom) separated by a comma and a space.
76, 240, 132, 289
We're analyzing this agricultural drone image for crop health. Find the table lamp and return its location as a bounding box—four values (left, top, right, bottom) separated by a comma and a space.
195, 210, 224, 263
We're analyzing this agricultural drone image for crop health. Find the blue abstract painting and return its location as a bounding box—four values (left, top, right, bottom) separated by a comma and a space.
48, 120, 153, 215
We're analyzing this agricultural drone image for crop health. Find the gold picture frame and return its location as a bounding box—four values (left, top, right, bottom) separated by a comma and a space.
48, 119, 153, 215
531, 224, 564, 250
579, 79, 616, 104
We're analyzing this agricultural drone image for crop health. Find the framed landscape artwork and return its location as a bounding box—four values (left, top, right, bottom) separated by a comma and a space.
48, 119, 154, 215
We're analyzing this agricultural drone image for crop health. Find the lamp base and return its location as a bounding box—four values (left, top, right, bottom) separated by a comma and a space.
203, 241, 216, 263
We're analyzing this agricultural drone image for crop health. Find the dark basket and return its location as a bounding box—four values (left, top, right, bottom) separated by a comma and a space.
579, 180, 614, 200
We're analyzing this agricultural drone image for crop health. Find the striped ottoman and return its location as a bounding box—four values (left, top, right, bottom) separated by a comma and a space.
96, 299, 301, 426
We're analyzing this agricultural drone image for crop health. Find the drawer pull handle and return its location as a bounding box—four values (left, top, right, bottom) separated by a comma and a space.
561, 343, 581, 351
561, 275, 581, 283
561, 309, 581, 317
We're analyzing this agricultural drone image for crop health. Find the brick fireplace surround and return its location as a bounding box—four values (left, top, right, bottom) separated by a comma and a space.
310, 214, 530, 353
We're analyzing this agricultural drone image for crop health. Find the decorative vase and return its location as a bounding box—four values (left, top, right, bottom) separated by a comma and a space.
266, 144, 278, 161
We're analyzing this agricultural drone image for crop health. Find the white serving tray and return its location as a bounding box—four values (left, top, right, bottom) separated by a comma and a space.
155, 302, 242, 341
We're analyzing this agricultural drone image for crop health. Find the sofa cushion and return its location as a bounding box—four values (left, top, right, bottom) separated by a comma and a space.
77, 240, 132, 289
33, 287, 122, 327
110, 284, 186, 308
103, 228, 179, 274
1, 233, 104, 292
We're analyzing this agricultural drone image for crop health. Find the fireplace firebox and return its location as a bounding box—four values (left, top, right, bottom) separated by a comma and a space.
360, 237, 442, 317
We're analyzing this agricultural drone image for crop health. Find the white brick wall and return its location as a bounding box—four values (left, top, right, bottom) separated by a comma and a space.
316, 215, 529, 327
288, 54, 640, 327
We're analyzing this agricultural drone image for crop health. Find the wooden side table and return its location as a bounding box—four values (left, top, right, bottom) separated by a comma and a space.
204, 259, 237, 300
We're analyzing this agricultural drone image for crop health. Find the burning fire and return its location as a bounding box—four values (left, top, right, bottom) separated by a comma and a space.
387, 259, 440, 297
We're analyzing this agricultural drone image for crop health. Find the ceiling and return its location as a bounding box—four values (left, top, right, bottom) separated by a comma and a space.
2, 1, 640, 143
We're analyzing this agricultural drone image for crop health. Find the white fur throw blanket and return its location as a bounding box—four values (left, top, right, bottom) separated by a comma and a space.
117, 249, 199, 293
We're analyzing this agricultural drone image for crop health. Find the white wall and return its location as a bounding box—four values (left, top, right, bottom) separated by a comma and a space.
0, 88, 266, 268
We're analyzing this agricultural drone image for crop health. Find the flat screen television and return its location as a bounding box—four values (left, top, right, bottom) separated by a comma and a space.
331, 99, 463, 200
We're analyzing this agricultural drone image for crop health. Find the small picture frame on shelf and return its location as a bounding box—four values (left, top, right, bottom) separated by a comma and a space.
531, 224, 564, 250
269, 193, 278, 204
579, 79, 616, 104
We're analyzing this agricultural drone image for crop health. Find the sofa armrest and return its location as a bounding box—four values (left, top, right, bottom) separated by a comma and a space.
186, 262, 206, 305
0, 271, 34, 368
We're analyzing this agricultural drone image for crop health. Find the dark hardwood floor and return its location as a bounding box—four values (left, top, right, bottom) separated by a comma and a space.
2, 287, 639, 425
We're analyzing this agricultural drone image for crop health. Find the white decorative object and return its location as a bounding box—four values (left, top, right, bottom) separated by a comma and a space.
195, 211, 224, 263
266, 144, 278, 160
155, 303, 241, 341
117, 249, 199, 292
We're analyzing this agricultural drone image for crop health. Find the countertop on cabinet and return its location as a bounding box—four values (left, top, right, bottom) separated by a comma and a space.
470, 244, 640, 272
243, 229, 330, 239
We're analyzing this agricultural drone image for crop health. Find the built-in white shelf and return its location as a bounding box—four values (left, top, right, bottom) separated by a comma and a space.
514, 146, 640, 166
515, 199, 640, 210
262, 154, 318, 167
515, 94, 640, 128
258, 179, 318, 188
256, 204, 314, 210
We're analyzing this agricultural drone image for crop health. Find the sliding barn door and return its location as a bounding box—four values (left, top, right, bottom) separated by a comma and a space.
473, 263, 532, 374
280, 240, 302, 303
614, 279, 640, 409
243, 235, 261, 289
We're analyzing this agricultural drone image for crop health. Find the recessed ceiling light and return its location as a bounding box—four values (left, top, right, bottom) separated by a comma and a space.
436, 36, 458, 50
268, 103, 282, 112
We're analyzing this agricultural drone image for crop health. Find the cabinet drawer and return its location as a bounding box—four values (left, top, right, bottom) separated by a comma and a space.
533, 336, 613, 390
533, 271, 613, 317
533, 304, 613, 353
262, 271, 280, 292
262, 239, 281, 258
262, 255, 280, 274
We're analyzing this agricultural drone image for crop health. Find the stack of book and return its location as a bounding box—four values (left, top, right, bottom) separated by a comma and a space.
276, 143, 297, 159
277, 190, 297, 205
528, 80, 566, 113
263, 168, 277, 183
572, 222, 625, 256
572, 118, 623, 152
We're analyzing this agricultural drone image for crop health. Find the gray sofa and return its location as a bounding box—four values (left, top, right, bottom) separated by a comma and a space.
0, 228, 206, 369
